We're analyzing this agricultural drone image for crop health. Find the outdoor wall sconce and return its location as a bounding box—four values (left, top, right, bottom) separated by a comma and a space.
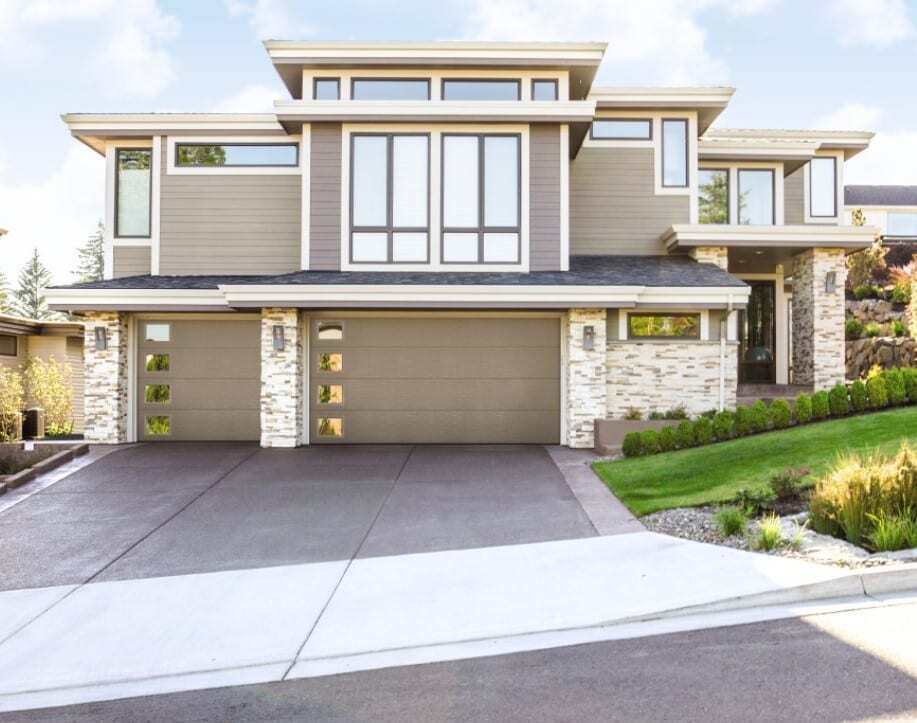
583, 325, 595, 351
825, 271, 837, 294
94, 327, 107, 351
272, 325, 285, 351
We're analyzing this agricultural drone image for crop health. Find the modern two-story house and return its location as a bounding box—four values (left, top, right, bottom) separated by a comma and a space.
47, 41, 877, 449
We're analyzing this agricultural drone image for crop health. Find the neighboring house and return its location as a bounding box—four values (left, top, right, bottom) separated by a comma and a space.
47, 41, 877, 449
0, 314, 85, 434
845, 185, 917, 246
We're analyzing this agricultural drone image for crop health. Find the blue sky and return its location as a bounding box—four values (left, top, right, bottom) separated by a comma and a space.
1, 0, 916, 283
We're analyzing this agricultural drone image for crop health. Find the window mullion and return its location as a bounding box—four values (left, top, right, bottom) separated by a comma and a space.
478, 135, 485, 263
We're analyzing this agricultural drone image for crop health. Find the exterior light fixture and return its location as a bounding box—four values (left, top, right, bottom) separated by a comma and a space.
272, 325, 286, 351
825, 271, 837, 294
94, 327, 108, 351
583, 325, 595, 351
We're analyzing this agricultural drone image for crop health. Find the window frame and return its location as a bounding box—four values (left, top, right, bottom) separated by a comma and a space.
808, 156, 837, 218
440, 132, 523, 265
0, 333, 17, 357
590, 118, 653, 141
697, 167, 730, 224
313, 77, 341, 100
173, 142, 299, 169
531, 78, 559, 101
661, 118, 689, 189
441, 78, 521, 101
627, 313, 702, 340
349, 132, 431, 264
737, 168, 777, 225
114, 147, 153, 239
350, 77, 431, 101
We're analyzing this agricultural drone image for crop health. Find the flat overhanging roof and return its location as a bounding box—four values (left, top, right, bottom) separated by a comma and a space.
589, 86, 735, 134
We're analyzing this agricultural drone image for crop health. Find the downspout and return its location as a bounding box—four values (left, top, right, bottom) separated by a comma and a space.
719, 295, 733, 412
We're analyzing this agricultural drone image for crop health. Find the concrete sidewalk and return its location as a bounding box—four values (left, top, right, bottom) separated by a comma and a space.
2, 531, 899, 713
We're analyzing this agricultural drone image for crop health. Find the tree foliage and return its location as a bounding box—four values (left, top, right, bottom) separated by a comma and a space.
12, 249, 54, 320
699, 171, 729, 224
74, 220, 105, 283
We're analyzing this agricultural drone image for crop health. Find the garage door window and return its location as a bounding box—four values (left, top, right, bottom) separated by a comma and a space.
318, 384, 343, 404
145, 384, 171, 404
145, 353, 169, 372
145, 323, 170, 342
318, 353, 343, 372
145, 415, 171, 436
317, 417, 343, 437
317, 322, 343, 340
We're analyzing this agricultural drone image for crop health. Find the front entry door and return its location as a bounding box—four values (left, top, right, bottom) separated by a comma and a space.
738, 281, 776, 384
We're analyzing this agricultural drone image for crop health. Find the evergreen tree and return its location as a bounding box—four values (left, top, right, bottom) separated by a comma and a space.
12, 249, 53, 320
0, 269, 9, 313
74, 220, 105, 282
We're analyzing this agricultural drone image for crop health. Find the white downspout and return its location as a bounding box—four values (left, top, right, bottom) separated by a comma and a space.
719, 295, 732, 411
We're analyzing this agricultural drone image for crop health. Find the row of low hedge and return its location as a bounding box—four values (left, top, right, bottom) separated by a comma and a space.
621, 367, 917, 458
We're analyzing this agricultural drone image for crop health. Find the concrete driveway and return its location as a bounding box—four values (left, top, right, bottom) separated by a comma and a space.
0, 442, 597, 590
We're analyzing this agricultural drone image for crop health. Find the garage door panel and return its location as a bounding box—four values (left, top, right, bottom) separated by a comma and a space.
142, 320, 260, 349
332, 318, 560, 348
139, 349, 260, 381
140, 380, 261, 411
333, 379, 559, 412
143, 410, 260, 442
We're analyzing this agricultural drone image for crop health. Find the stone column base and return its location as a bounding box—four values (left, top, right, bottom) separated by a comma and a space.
260, 308, 304, 447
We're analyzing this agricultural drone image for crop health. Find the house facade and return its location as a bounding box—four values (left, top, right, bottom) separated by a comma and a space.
845, 185, 917, 248
47, 41, 877, 448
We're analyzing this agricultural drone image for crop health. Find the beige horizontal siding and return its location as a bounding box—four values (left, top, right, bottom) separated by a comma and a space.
113, 247, 151, 278
66, 337, 85, 433
571, 147, 690, 255
310, 123, 343, 271
529, 124, 561, 271
784, 167, 805, 225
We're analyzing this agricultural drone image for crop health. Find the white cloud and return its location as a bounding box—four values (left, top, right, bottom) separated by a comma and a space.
812, 103, 883, 132
225, 0, 314, 40
212, 84, 281, 113
0, 144, 105, 285
831, 0, 915, 47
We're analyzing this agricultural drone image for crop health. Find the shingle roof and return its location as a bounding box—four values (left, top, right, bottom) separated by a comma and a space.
52, 255, 746, 291
845, 185, 917, 207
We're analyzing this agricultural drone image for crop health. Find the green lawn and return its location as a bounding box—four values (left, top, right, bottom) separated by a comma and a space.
593, 406, 917, 517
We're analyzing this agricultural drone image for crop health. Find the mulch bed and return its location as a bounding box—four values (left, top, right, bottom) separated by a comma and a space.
0, 445, 57, 476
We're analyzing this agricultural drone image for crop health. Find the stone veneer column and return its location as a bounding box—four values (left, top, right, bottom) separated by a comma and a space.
82, 311, 129, 443
566, 308, 607, 448
260, 308, 304, 448
792, 248, 847, 389
689, 246, 729, 271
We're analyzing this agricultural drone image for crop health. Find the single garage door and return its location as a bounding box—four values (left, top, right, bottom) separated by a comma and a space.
137, 318, 260, 441
310, 316, 560, 444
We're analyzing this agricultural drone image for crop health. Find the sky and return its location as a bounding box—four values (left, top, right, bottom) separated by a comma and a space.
1, 0, 916, 285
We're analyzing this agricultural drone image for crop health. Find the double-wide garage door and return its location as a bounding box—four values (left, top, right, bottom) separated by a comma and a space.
309, 316, 560, 444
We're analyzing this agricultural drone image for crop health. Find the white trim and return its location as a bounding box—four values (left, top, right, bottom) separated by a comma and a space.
165, 136, 303, 176
150, 136, 161, 275
301, 312, 310, 445
737, 271, 789, 385
620, 309, 712, 341
301, 124, 311, 270
126, 314, 137, 443
103, 147, 115, 279
559, 314, 568, 446
698, 160, 784, 227
698, 138, 818, 163
105, 140, 155, 278
662, 222, 878, 250
47, 289, 227, 310
559, 124, 570, 271
803, 150, 845, 225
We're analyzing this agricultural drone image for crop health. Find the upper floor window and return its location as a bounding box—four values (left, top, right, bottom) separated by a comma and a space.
661, 119, 688, 188
0, 334, 17, 357
175, 143, 298, 168
115, 148, 152, 238
698, 169, 729, 224
442, 79, 520, 101
350, 133, 430, 263
351, 78, 430, 100
531, 79, 558, 101
887, 212, 917, 236
809, 157, 837, 218
442, 134, 520, 264
738, 169, 775, 225
313, 78, 340, 100
591, 119, 651, 140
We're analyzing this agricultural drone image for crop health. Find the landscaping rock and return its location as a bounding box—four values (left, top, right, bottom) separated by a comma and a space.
846, 336, 916, 379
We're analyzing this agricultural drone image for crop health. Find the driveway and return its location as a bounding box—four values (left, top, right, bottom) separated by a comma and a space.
0, 443, 597, 590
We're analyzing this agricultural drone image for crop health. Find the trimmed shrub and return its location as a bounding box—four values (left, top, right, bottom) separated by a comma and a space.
714, 506, 747, 537
734, 405, 754, 437
22, 356, 73, 437
648, 410, 664, 420
623, 407, 642, 420
640, 429, 660, 455
794, 393, 813, 424
712, 410, 735, 441
884, 369, 907, 406
866, 374, 889, 409
853, 284, 879, 300
828, 384, 850, 417
865, 321, 881, 338
811, 391, 830, 420
768, 399, 792, 429
749, 400, 769, 433
693, 416, 713, 446
850, 379, 868, 412
675, 420, 696, 449
658, 425, 677, 452
890, 283, 910, 305
903, 368, 917, 403
736, 487, 776, 517
622, 432, 642, 458
769, 467, 809, 501
892, 320, 906, 337
664, 406, 688, 420
845, 317, 864, 339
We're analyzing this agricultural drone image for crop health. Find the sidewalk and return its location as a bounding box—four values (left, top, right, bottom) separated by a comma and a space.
0, 531, 914, 713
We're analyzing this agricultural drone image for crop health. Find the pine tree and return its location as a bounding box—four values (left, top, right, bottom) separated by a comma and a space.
74, 220, 105, 283
12, 249, 54, 320
0, 270, 9, 313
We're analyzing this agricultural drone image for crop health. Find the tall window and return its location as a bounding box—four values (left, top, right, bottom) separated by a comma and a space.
809, 157, 837, 217
442, 134, 520, 264
115, 148, 151, 237
662, 119, 688, 188
738, 169, 775, 225
350, 134, 429, 263
698, 169, 729, 224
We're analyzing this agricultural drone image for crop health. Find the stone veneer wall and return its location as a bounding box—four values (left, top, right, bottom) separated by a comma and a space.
606, 341, 738, 418
82, 311, 128, 443
566, 309, 607, 448
688, 246, 729, 271
792, 248, 847, 389
260, 308, 303, 447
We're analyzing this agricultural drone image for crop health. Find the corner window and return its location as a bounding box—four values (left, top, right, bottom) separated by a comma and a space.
738, 169, 775, 225
662, 119, 688, 188
0, 334, 17, 357
350, 134, 430, 263
809, 157, 837, 218
145, 415, 171, 436
531, 79, 558, 101
317, 418, 343, 437
442, 79, 520, 101
145, 353, 170, 372
351, 78, 430, 100
316, 322, 343, 340
590, 119, 651, 140
698, 169, 729, 224
628, 314, 700, 339
313, 78, 340, 100
887, 212, 917, 236
144, 323, 170, 342
442, 134, 520, 264
175, 143, 298, 168
115, 148, 151, 238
